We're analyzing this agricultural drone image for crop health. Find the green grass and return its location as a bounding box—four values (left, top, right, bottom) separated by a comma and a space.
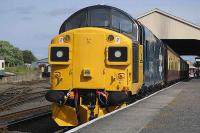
5, 66, 38, 75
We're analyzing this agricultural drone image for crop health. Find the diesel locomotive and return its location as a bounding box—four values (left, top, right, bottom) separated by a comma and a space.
45, 5, 188, 126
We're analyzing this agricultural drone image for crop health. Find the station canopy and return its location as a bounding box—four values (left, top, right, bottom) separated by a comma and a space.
137, 8, 200, 56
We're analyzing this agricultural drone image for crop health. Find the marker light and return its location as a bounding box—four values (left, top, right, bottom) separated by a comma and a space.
107, 35, 114, 42
63, 35, 70, 43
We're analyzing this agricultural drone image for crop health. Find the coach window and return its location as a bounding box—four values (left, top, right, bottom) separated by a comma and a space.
90, 8, 110, 27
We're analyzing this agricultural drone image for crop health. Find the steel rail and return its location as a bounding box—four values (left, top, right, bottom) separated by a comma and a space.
0, 105, 51, 129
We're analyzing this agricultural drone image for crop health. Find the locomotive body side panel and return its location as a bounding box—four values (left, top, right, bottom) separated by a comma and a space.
143, 26, 165, 88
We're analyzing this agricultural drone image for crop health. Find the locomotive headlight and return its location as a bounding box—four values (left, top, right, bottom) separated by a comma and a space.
106, 46, 130, 65
108, 47, 127, 62
50, 47, 69, 62
56, 51, 64, 58
114, 50, 122, 58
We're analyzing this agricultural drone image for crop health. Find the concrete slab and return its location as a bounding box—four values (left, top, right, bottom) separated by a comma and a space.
68, 80, 193, 133
140, 79, 200, 133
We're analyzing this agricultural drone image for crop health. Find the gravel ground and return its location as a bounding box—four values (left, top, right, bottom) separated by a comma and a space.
0, 80, 50, 115
0, 80, 50, 94
0, 80, 52, 131
140, 79, 200, 133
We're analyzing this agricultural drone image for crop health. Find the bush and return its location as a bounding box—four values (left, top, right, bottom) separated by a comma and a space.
5, 66, 37, 75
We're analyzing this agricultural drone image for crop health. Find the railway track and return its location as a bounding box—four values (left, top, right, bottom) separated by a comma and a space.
0, 80, 55, 132
0, 90, 47, 111
0, 79, 178, 133
0, 87, 31, 103
0, 105, 51, 132
0, 105, 71, 133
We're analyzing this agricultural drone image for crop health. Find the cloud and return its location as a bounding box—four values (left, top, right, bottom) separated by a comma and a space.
21, 17, 33, 21
11, 6, 36, 14
33, 33, 55, 41
47, 8, 77, 17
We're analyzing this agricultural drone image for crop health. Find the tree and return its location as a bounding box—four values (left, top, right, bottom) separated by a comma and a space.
22, 50, 37, 64
0, 40, 38, 66
0, 40, 23, 66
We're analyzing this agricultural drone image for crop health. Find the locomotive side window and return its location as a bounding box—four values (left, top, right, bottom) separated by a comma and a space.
89, 8, 110, 27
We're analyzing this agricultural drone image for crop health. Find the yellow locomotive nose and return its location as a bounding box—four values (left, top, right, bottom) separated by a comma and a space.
49, 28, 132, 91
72, 30, 106, 89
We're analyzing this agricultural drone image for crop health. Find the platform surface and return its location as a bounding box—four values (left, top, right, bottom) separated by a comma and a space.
70, 79, 200, 133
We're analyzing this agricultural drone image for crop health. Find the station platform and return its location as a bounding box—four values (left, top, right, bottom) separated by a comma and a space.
68, 79, 200, 133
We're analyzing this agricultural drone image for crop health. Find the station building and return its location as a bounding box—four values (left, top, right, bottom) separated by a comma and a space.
137, 8, 200, 56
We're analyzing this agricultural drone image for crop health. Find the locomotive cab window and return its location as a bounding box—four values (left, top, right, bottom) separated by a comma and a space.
111, 9, 137, 41
60, 10, 87, 32
112, 10, 132, 33
89, 8, 110, 27
59, 6, 139, 42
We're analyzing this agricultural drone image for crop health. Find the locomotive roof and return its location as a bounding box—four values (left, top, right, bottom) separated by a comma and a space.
69, 5, 136, 21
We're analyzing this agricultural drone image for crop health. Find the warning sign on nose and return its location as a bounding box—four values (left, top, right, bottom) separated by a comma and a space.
116, 37, 120, 44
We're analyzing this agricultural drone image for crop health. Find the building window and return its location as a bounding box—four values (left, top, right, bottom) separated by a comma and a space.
2, 62, 4, 68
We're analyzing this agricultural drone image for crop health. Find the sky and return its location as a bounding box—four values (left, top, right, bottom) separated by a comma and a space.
0, 0, 200, 61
